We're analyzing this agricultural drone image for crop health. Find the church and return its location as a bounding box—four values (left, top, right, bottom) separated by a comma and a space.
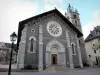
17, 4, 87, 71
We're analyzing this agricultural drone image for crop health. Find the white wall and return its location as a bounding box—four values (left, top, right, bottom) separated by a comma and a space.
85, 39, 99, 66
85, 38, 99, 66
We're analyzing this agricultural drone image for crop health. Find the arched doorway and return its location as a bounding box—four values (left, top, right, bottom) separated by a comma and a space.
46, 40, 66, 68
52, 54, 57, 64
50, 44, 60, 65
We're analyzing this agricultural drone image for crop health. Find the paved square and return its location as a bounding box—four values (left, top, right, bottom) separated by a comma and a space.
0, 67, 100, 75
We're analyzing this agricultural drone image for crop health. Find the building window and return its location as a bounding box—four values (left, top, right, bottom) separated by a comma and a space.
75, 20, 77, 25
88, 55, 91, 57
98, 38, 100, 44
71, 42, 76, 55
94, 50, 96, 54
28, 36, 36, 53
79, 40, 81, 44
93, 44, 95, 46
31, 29, 35, 32
30, 38, 34, 52
73, 15, 76, 19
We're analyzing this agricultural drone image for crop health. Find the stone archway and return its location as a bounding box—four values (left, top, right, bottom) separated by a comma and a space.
46, 40, 66, 68
50, 44, 60, 65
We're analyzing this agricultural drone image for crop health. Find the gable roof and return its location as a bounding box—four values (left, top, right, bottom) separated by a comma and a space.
85, 26, 100, 42
17, 8, 83, 49
0, 42, 17, 53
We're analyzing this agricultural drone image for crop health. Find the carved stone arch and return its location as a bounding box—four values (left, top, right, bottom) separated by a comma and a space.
29, 36, 36, 41
46, 40, 65, 53
45, 40, 66, 67
71, 42, 75, 46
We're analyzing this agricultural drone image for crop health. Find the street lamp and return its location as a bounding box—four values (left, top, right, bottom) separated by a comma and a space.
8, 32, 17, 75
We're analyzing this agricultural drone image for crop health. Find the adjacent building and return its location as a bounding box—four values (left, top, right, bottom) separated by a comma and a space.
0, 42, 17, 64
17, 4, 87, 71
85, 26, 100, 66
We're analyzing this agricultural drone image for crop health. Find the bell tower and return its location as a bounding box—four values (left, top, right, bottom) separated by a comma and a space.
65, 4, 82, 32
65, 4, 87, 64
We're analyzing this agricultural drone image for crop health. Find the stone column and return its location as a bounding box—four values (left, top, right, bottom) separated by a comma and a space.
63, 53, 66, 66
66, 31, 74, 69
46, 51, 50, 68
59, 52, 66, 66
75, 35, 83, 68
17, 24, 28, 69
38, 25, 43, 71
58, 53, 60, 65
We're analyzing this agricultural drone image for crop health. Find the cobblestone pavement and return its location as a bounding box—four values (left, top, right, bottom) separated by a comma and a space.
0, 67, 100, 75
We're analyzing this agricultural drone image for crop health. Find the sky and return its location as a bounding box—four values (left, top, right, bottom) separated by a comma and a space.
0, 0, 100, 43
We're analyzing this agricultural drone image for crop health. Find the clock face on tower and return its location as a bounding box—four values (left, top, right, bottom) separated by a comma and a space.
47, 21, 62, 37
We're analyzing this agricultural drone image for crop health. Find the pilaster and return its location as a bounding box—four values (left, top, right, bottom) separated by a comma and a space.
66, 31, 74, 69
59, 52, 66, 66
63, 53, 66, 66
17, 24, 28, 69
38, 25, 43, 71
75, 35, 83, 68
45, 51, 50, 68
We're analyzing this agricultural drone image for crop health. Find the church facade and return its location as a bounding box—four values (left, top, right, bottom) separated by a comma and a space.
17, 5, 87, 71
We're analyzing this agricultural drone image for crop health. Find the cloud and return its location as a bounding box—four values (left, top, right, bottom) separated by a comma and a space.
0, 0, 38, 43
82, 10, 100, 39
44, 0, 64, 4
44, 3, 57, 11
93, 10, 100, 19
57, 8, 65, 15
0, 0, 65, 43
40, 0, 65, 14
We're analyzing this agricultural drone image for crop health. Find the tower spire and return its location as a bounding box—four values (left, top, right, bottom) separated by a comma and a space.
68, 3, 71, 8
75, 8, 78, 13
67, 3, 72, 12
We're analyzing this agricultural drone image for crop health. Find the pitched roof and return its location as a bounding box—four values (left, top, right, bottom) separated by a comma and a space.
17, 8, 83, 49
85, 26, 100, 42
0, 42, 17, 52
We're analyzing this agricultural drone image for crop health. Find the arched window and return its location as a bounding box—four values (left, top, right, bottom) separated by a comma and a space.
31, 29, 35, 32
94, 50, 96, 54
28, 36, 36, 53
75, 20, 77, 25
73, 15, 76, 18
79, 40, 81, 44
71, 42, 76, 55
30, 38, 34, 52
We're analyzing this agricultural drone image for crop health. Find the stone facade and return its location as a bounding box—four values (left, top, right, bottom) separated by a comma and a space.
17, 6, 86, 71
65, 4, 87, 64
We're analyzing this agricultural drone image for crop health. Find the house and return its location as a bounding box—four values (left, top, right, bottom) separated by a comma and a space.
0, 42, 17, 64
85, 26, 100, 66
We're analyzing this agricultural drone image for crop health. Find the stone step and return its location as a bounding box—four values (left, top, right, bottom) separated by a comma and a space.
43, 66, 56, 72
43, 65, 69, 72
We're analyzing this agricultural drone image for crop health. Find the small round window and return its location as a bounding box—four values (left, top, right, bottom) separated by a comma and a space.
31, 29, 35, 32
